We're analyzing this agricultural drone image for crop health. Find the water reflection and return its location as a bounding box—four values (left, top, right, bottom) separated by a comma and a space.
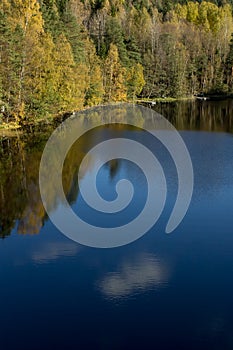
0, 101, 233, 238
31, 241, 80, 264
152, 99, 233, 133
0, 104, 153, 238
98, 253, 169, 300
0, 137, 42, 237
0, 103, 233, 350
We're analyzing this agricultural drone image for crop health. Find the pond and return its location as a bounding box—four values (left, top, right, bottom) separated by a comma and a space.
0, 100, 233, 349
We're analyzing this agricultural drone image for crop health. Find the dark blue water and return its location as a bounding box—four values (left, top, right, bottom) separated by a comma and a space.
0, 104, 233, 349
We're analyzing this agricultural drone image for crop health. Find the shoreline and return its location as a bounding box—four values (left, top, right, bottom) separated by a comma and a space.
136, 96, 195, 103
0, 95, 229, 136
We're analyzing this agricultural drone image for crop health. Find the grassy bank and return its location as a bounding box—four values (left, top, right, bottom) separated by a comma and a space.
136, 96, 195, 103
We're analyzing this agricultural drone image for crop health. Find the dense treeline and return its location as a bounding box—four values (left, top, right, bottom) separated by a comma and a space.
1, 0, 233, 122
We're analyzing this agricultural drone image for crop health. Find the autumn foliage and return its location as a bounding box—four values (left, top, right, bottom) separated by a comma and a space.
1, 0, 233, 122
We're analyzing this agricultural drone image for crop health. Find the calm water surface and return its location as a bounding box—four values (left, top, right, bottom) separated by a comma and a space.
0, 101, 233, 349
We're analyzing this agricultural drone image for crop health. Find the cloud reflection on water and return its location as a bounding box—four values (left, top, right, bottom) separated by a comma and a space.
99, 253, 169, 299
32, 241, 80, 264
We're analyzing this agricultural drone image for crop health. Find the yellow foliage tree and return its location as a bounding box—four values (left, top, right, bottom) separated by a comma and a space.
84, 39, 104, 106
103, 43, 127, 102
4, 0, 45, 120
126, 63, 145, 100
186, 2, 199, 24
54, 34, 88, 112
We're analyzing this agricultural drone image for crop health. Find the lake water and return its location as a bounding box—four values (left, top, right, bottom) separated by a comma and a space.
0, 101, 233, 349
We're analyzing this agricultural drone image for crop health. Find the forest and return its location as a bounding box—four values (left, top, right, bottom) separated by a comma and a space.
1, 0, 233, 123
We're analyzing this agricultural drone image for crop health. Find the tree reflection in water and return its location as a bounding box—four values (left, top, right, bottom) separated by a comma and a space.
0, 100, 232, 238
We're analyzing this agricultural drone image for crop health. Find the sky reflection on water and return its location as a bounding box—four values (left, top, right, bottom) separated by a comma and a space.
0, 102, 233, 349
